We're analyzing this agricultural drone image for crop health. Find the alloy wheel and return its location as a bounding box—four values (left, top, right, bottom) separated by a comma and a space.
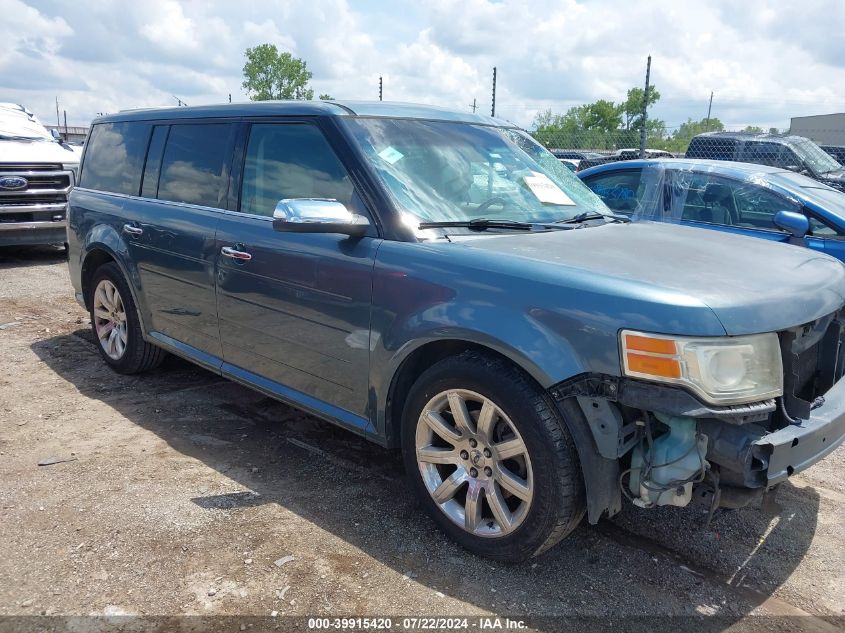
415, 389, 533, 537
93, 279, 128, 360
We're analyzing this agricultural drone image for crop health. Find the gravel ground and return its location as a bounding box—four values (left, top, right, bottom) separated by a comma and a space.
0, 246, 843, 632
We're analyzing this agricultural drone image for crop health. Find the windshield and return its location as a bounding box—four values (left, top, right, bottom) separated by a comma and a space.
0, 103, 53, 141
790, 137, 842, 175
342, 118, 609, 225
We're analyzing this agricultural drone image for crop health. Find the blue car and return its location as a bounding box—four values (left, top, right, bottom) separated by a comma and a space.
579, 158, 845, 262
68, 102, 845, 561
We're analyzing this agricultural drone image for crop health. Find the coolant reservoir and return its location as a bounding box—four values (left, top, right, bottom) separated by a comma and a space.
629, 414, 708, 508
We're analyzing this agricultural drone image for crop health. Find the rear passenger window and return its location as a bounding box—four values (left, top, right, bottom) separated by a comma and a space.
79, 122, 150, 195
240, 123, 356, 217
157, 124, 233, 208
582, 170, 643, 213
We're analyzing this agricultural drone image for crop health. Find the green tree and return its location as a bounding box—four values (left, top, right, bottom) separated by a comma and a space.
318, 93, 334, 100
582, 99, 623, 133
743, 125, 764, 133
662, 117, 725, 153
532, 89, 667, 151
242, 44, 314, 101
622, 86, 661, 130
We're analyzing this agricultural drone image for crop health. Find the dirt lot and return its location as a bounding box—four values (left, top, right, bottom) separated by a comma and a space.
0, 246, 843, 632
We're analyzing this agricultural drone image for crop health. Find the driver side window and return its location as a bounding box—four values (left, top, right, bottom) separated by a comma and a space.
240, 123, 359, 217
680, 174, 799, 230
731, 182, 800, 229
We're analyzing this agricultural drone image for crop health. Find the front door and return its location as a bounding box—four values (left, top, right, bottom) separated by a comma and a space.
215, 121, 380, 428
677, 172, 803, 247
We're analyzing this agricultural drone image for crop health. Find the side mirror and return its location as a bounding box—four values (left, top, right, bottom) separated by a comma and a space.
272, 198, 370, 237
50, 128, 62, 141
773, 210, 809, 238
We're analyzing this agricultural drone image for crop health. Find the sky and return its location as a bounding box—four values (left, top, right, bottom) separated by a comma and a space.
2, 0, 844, 132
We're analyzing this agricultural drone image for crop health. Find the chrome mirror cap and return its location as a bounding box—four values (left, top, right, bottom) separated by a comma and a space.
272, 198, 370, 236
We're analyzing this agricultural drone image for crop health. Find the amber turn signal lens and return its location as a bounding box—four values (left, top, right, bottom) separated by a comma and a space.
625, 352, 682, 379
623, 333, 677, 355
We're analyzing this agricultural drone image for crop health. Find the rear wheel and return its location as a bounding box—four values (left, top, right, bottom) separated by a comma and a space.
401, 351, 585, 562
88, 262, 166, 374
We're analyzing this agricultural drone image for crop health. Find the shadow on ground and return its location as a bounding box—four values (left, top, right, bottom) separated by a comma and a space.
30, 330, 827, 631
0, 245, 67, 270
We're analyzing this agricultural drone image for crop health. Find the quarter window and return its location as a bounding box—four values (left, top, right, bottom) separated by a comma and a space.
157, 124, 233, 208
808, 215, 841, 237
240, 123, 357, 217
79, 122, 150, 195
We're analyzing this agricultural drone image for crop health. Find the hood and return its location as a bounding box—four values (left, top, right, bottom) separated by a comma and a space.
457, 221, 845, 336
0, 138, 79, 165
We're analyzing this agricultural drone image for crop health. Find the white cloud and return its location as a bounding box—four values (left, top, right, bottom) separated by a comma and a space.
1, 0, 843, 131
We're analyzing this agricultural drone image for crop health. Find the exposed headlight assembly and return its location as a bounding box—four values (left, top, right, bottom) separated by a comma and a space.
620, 330, 783, 405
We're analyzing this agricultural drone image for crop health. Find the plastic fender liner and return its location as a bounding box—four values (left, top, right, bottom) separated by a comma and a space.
552, 397, 622, 524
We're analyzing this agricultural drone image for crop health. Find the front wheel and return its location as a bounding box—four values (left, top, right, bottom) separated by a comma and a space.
401, 351, 585, 562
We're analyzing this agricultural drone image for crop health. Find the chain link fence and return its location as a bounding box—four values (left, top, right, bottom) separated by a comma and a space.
532, 127, 844, 176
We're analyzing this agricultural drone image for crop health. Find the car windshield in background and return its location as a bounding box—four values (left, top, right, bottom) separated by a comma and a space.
343, 118, 609, 226
791, 137, 842, 175
777, 171, 845, 209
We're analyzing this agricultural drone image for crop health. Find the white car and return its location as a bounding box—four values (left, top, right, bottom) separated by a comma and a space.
0, 103, 80, 247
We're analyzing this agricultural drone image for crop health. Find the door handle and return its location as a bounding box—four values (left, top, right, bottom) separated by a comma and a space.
123, 224, 143, 237
221, 246, 252, 261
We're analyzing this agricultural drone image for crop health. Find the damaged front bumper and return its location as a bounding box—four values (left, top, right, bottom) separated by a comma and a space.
756, 377, 845, 485
551, 372, 845, 521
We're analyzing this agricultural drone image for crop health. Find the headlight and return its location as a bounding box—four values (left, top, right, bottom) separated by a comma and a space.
62, 163, 79, 185
620, 330, 782, 405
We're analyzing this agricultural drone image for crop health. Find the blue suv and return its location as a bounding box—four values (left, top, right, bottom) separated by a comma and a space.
68, 102, 845, 561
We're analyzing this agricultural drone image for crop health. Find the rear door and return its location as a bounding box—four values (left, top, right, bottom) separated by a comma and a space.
128, 121, 236, 365
214, 119, 380, 427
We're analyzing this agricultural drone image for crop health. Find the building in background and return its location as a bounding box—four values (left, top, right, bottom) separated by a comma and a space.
45, 125, 89, 144
789, 113, 845, 145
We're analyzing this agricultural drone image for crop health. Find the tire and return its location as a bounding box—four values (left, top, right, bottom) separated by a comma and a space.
88, 262, 166, 374
401, 350, 585, 562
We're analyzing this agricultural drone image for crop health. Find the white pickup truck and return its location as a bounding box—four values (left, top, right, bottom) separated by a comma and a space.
0, 103, 81, 247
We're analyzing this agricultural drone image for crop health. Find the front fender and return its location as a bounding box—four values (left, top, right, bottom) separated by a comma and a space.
369, 242, 596, 441
378, 318, 584, 400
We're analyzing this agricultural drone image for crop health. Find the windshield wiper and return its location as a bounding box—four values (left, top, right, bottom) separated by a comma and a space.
0, 134, 44, 141
419, 218, 534, 231
555, 212, 630, 225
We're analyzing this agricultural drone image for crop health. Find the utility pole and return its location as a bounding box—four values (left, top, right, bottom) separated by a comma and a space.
705, 91, 714, 131
470, 98, 477, 113
379, 76, 383, 101
55, 96, 60, 128
63, 110, 68, 137
639, 55, 651, 159
491, 67, 497, 117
